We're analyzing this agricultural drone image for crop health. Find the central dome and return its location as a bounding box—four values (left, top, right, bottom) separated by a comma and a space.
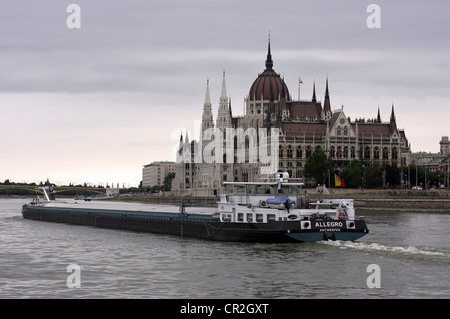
248, 41, 290, 102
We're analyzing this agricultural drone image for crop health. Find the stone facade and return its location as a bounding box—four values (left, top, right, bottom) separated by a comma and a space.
172, 41, 412, 196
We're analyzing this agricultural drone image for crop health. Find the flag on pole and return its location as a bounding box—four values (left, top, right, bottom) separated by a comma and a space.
334, 174, 346, 187
298, 78, 303, 100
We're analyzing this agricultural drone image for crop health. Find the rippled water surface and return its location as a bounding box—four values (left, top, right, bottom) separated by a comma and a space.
1, 198, 449, 298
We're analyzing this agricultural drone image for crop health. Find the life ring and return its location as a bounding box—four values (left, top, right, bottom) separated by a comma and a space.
338, 210, 347, 220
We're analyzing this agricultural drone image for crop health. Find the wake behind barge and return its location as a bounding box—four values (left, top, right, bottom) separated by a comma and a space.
22, 174, 369, 243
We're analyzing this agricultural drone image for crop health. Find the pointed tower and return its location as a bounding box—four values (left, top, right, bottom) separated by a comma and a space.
216, 71, 232, 131
390, 103, 397, 134
322, 77, 332, 121
390, 104, 396, 123
265, 35, 273, 71
201, 79, 214, 134
312, 80, 317, 103
377, 107, 381, 123
185, 129, 189, 145
178, 132, 183, 153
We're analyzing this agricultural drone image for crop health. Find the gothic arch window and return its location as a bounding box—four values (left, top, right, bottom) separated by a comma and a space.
315, 146, 321, 153
364, 146, 371, 159
287, 145, 293, 158
350, 146, 355, 158
330, 146, 335, 158
344, 126, 348, 136
383, 147, 389, 160
279, 145, 283, 158
337, 146, 343, 158
336, 126, 342, 136
374, 147, 380, 159
296, 146, 302, 158
343, 146, 349, 158
306, 146, 312, 158
392, 147, 398, 160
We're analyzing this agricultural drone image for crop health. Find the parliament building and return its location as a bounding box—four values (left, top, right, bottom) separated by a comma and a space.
172, 41, 411, 196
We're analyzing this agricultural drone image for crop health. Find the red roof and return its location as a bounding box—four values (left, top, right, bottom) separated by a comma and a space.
282, 122, 328, 137
289, 101, 322, 119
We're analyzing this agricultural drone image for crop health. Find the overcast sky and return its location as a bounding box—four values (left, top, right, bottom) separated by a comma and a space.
1, 0, 449, 186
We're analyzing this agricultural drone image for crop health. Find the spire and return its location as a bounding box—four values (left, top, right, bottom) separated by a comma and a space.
322, 76, 331, 120
204, 78, 211, 107
220, 71, 227, 102
377, 106, 381, 123
216, 71, 231, 130
201, 78, 214, 133
185, 129, 189, 144
390, 103, 396, 123
389, 103, 398, 134
265, 33, 273, 70
312, 80, 317, 103
178, 132, 183, 151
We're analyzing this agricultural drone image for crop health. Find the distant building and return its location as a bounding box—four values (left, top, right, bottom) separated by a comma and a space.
172, 40, 412, 196
411, 136, 450, 174
410, 136, 450, 187
142, 161, 176, 188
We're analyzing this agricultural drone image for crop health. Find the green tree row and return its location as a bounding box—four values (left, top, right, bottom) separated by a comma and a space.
302, 150, 444, 189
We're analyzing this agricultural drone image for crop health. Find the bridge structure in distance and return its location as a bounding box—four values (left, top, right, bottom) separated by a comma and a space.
0, 184, 116, 195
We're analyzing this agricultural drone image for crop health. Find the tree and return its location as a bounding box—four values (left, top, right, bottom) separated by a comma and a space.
303, 150, 332, 186
365, 163, 383, 188
163, 173, 176, 191
341, 160, 364, 188
384, 164, 400, 187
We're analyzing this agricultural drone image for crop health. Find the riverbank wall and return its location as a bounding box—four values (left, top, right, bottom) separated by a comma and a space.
117, 188, 450, 212
321, 188, 450, 212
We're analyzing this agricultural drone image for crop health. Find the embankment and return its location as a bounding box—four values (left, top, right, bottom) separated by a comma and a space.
116, 188, 450, 212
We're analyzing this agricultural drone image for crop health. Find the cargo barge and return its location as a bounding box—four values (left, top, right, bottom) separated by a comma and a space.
21, 173, 369, 242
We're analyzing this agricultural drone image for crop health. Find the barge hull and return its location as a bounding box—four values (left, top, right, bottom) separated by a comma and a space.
21, 205, 368, 243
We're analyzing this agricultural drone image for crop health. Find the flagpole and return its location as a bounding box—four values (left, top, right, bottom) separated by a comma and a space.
298, 77, 303, 101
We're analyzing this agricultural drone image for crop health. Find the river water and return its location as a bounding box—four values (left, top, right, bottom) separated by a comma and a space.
1, 198, 449, 299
